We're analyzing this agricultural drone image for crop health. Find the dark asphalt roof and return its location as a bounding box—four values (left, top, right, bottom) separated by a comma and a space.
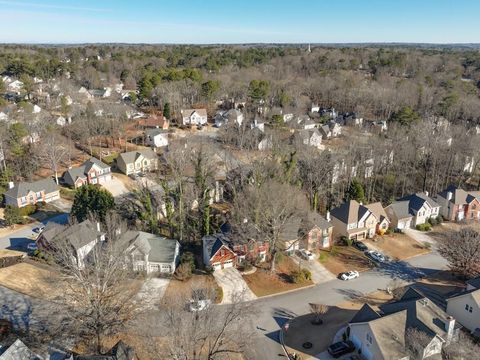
386, 200, 412, 219
398, 192, 439, 212
63, 158, 110, 186
4, 178, 58, 199
41, 220, 102, 250
330, 200, 370, 224
120, 230, 178, 263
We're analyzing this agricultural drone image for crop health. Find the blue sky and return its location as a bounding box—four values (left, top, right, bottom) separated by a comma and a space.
0, 0, 479, 44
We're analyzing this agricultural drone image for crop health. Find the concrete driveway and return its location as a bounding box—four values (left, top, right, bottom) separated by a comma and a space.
137, 278, 170, 309
102, 175, 129, 197
213, 267, 257, 304
405, 228, 436, 246
291, 254, 335, 284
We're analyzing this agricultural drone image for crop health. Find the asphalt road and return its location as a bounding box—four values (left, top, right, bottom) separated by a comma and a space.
245, 250, 448, 360
0, 213, 68, 251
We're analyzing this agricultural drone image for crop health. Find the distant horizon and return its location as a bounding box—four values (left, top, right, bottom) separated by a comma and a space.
1, 42, 480, 46
1, 0, 479, 44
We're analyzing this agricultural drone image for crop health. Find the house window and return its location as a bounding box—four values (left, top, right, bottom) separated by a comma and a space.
465, 304, 473, 313
366, 333, 373, 344
36, 191, 42, 199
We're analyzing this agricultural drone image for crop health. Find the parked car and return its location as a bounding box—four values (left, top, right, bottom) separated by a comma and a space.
365, 250, 386, 263
138, 172, 146, 177
340, 270, 359, 281
353, 241, 368, 251
27, 243, 38, 251
32, 225, 45, 234
299, 249, 315, 261
327, 340, 355, 358
189, 299, 211, 312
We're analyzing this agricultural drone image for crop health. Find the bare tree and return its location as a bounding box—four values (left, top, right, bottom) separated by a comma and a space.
39, 126, 69, 184
309, 303, 329, 325
437, 227, 480, 278
44, 213, 142, 354
442, 331, 480, 359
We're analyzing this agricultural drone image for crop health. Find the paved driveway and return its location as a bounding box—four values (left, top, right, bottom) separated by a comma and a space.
102, 175, 129, 197
137, 278, 170, 309
405, 228, 436, 246
291, 254, 335, 284
213, 267, 257, 304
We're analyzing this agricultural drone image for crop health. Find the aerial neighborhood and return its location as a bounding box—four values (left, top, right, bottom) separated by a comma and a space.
1, 38, 480, 360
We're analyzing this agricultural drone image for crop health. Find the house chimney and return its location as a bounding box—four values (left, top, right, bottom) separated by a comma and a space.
447, 191, 453, 201
444, 316, 456, 342
8, 181, 14, 189
326, 211, 331, 222
96, 222, 101, 233
425, 191, 429, 197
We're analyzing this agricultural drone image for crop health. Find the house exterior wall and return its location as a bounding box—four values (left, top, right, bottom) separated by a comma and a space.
76, 239, 98, 268
447, 295, 479, 332
330, 216, 348, 239
5, 189, 60, 208
304, 226, 333, 250
349, 324, 381, 360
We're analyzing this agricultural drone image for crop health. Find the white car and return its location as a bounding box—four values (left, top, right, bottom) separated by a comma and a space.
366, 250, 386, 263
340, 270, 360, 281
27, 243, 38, 251
299, 249, 315, 261
189, 299, 212, 312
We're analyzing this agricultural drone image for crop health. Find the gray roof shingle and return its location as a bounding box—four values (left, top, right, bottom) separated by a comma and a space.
4, 178, 58, 199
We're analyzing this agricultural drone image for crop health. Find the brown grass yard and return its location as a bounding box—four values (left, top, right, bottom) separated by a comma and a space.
163, 274, 223, 303
243, 256, 313, 297
365, 233, 430, 261
318, 246, 373, 275
0, 262, 60, 299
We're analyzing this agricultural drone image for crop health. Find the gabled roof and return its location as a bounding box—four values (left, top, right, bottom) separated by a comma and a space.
120, 230, 178, 263
386, 201, 412, 220
4, 178, 59, 199
364, 310, 407, 359
40, 219, 103, 251
350, 303, 381, 323
466, 276, 480, 290
330, 200, 372, 225
0, 339, 41, 360
447, 288, 480, 306
203, 233, 234, 260
145, 128, 168, 138
438, 185, 479, 205
181, 108, 207, 117
365, 202, 389, 224
398, 192, 439, 212
63, 158, 110, 186
118, 149, 157, 165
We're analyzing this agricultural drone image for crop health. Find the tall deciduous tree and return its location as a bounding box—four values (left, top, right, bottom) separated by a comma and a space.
438, 227, 480, 278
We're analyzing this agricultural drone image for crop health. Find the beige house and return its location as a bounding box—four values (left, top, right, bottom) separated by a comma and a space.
3, 178, 60, 208
446, 277, 480, 333
116, 149, 158, 175
330, 200, 378, 240
348, 288, 458, 360
179, 108, 208, 126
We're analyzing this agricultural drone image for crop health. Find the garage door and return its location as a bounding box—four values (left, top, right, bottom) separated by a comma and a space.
213, 263, 222, 271
222, 260, 233, 269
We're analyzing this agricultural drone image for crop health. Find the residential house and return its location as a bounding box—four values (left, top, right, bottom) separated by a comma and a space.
36, 220, 105, 268
179, 108, 208, 126
62, 158, 112, 188
117, 149, 159, 175
280, 212, 334, 255
214, 109, 243, 127
137, 114, 169, 130
311, 104, 320, 113
55, 115, 71, 126
145, 129, 169, 148
319, 121, 341, 139
0, 339, 42, 360
319, 107, 337, 118
385, 201, 414, 230
3, 179, 60, 208
446, 277, 480, 334
78, 86, 94, 100
348, 288, 458, 360
89, 87, 112, 98
296, 115, 316, 130
364, 202, 390, 234
394, 192, 441, 227
120, 230, 180, 274
7, 80, 23, 94
250, 118, 265, 132
330, 200, 378, 240
296, 129, 324, 150
436, 186, 480, 222
202, 231, 268, 270
366, 119, 388, 133
202, 233, 238, 270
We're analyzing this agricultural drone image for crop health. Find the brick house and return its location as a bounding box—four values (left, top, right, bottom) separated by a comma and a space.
436, 185, 480, 222
62, 157, 112, 188
3, 178, 60, 208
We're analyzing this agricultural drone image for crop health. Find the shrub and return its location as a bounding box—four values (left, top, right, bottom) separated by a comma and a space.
275, 252, 285, 264
204, 266, 214, 274
19, 204, 36, 217
291, 268, 312, 284
341, 236, 352, 246
436, 215, 443, 224
423, 241, 432, 249
215, 286, 223, 303
416, 223, 432, 231
175, 262, 193, 281
4, 205, 24, 226
385, 228, 392, 235
318, 251, 329, 263
428, 217, 437, 226
180, 252, 196, 272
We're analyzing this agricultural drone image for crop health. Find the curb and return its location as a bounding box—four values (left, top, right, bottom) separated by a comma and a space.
254, 283, 317, 300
